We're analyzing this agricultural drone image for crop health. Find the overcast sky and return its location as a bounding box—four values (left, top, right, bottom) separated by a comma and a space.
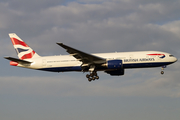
1, 0, 180, 120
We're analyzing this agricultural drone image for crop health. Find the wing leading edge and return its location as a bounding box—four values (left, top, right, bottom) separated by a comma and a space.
56, 43, 106, 64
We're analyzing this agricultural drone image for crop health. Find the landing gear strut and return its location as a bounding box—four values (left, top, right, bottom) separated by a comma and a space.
86, 71, 99, 82
161, 65, 166, 75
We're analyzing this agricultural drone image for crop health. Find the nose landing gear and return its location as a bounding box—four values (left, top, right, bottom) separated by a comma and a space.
161, 65, 166, 75
86, 71, 99, 82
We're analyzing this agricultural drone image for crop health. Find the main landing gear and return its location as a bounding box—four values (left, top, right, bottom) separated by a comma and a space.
86, 71, 99, 82
161, 65, 166, 75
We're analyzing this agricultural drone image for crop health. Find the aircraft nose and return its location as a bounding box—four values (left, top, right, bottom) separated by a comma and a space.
173, 57, 178, 62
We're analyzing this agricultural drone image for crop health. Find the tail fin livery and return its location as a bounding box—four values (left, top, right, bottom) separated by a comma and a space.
9, 33, 40, 59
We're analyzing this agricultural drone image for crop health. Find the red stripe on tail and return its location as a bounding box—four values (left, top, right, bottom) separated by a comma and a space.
21, 51, 35, 60
10, 38, 29, 47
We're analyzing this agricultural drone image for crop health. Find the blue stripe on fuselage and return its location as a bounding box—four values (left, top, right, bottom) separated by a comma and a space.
123, 62, 174, 69
38, 66, 82, 72
37, 62, 174, 72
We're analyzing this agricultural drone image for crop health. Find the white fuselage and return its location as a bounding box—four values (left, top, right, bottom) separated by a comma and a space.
17, 51, 177, 72
6, 33, 177, 81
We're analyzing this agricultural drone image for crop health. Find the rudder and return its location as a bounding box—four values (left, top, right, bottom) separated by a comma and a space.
9, 33, 40, 60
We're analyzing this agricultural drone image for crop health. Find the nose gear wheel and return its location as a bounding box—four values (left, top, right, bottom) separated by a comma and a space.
161, 65, 166, 75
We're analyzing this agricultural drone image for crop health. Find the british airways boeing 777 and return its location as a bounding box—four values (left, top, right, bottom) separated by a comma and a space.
4, 33, 177, 81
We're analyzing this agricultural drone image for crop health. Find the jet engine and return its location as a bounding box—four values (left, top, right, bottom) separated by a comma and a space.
103, 60, 123, 69
105, 69, 124, 76
102, 60, 124, 76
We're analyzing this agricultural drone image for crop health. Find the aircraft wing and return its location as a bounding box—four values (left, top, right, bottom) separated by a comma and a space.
4, 57, 32, 64
57, 43, 106, 64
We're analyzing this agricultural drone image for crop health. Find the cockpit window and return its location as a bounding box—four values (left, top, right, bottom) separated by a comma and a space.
169, 55, 174, 57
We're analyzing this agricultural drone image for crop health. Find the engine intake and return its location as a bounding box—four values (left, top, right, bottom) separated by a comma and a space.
103, 60, 123, 69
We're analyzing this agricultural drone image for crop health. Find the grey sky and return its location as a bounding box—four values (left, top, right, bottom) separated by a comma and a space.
0, 0, 180, 120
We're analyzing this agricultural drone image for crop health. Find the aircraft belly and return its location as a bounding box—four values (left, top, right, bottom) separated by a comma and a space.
38, 66, 82, 72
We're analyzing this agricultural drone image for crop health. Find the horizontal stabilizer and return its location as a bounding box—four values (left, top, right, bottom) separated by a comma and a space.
4, 57, 32, 64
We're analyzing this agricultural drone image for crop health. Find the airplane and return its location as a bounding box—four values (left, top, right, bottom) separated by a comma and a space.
4, 33, 178, 82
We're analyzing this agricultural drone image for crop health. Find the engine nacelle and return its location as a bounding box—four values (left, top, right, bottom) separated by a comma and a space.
103, 60, 123, 69
103, 60, 124, 76
105, 69, 124, 76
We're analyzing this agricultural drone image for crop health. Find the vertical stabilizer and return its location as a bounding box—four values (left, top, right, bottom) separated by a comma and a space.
9, 33, 40, 59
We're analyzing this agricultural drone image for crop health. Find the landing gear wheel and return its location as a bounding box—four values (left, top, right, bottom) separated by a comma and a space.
161, 66, 165, 75
86, 74, 90, 78
94, 72, 97, 76
90, 73, 93, 77
88, 78, 92, 82
86, 71, 99, 81
95, 76, 99, 80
